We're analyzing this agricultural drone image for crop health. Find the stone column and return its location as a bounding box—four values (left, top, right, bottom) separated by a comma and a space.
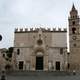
44, 55, 48, 71
31, 55, 35, 71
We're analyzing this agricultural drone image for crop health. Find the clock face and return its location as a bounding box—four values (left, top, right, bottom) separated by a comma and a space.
72, 36, 77, 40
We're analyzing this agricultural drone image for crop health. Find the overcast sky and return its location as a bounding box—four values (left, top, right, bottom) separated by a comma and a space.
0, 0, 80, 48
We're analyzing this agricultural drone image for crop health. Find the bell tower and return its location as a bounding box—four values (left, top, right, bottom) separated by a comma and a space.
69, 4, 80, 71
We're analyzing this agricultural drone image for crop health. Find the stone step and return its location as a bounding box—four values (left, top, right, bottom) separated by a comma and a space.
6, 71, 71, 76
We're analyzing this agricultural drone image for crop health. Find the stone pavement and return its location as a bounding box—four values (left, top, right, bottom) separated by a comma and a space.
1, 71, 80, 80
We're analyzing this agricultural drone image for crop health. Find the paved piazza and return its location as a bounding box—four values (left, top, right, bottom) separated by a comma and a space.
7, 74, 80, 80
7, 75, 80, 80
1, 71, 80, 80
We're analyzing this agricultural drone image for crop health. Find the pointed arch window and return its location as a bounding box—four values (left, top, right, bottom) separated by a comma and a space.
17, 49, 20, 55
72, 27, 76, 34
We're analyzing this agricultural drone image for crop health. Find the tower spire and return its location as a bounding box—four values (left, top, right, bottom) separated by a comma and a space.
72, 3, 76, 11
70, 4, 78, 18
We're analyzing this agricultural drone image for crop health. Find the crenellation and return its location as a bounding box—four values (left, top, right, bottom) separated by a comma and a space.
34, 28, 39, 31
53, 28, 56, 31
15, 28, 18, 32
30, 28, 33, 31
25, 28, 28, 32
41, 28, 46, 31
15, 27, 67, 32
47, 28, 50, 31
20, 28, 23, 32
58, 28, 61, 31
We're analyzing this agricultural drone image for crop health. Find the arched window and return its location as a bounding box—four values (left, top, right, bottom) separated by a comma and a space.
17, 49, 20, 55
72, 27, 76, 34
72, 21, 75, 25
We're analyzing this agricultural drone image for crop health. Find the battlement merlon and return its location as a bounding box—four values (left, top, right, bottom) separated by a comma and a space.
20, 28, 23, 32
15, 27, 67, 33
58, 28, 61, 31
15, 28, 18, 32
25, 28, 28, 31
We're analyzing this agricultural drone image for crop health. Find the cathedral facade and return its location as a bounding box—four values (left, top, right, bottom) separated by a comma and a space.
12, 28, 67, 71
12, 5, 80, 71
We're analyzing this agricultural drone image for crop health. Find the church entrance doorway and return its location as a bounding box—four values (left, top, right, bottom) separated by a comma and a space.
19, 61, 24, 70
36, 56, 43, 70
56, 61, 60, 70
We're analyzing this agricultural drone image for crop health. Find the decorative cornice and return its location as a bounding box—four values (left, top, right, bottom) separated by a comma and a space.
15, 28, 67, 33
